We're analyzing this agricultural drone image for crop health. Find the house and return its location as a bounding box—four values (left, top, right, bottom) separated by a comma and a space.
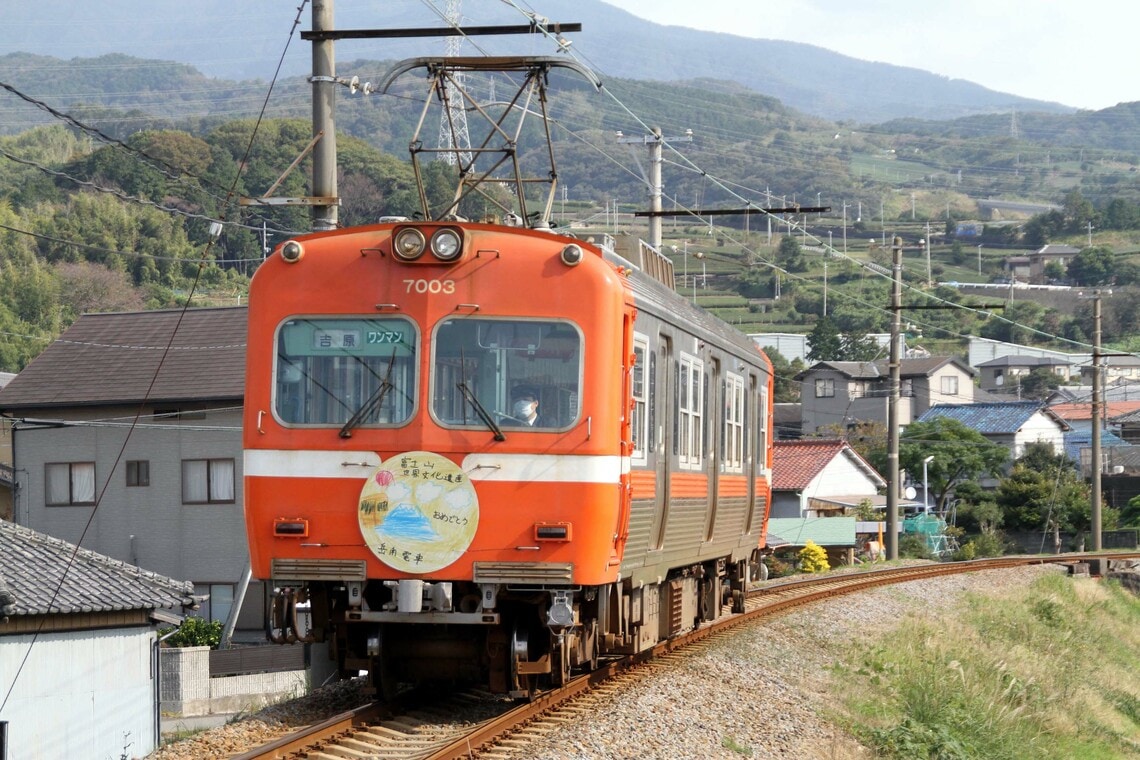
1003, 255, 1031, 282
0, 371, 16, 519
796, 356, 976, 435
1062, 429, 1131, 476
975, 355, 1072, 395
1028, 244, 1080, 283
1078, 355, 1140, 386
916, 401, 1068, 458
770, 439, 886, 518
1048, 400, 1140, 435
0, 520, 197, 760
773, 402, 802, 440
968, 337, 1084, 382
1114, 407, 1140, 445
1048, 380, 1140, 404
0, 306, 263, 635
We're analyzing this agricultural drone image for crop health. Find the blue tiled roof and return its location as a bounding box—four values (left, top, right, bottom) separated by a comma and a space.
0, 521, 196, 618
917, 401, 1046, 434
1063, 430, 1129, 465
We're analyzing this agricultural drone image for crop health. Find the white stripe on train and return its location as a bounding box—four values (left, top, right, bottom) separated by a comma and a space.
244, 450, 628, 483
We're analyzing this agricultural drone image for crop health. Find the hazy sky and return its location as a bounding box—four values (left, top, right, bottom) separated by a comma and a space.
612, 0, 1139, 110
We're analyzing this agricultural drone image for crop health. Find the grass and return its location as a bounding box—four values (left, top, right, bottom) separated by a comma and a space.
831, 572, 1140, 759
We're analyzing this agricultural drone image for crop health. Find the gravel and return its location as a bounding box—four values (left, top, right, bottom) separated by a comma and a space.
147, 564, 1064, 760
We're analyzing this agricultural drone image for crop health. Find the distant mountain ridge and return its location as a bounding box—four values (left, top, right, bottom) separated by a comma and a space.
6, 0, 1073, 124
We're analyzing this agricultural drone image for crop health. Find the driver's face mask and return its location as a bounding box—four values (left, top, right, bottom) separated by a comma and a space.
513, 399, 537, 418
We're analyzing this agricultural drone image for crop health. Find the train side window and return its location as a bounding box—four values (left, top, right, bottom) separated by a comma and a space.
678, 352, 704, 469
274, 317, 418, 427
723, 372, 744, 472
631, 336, 649, 463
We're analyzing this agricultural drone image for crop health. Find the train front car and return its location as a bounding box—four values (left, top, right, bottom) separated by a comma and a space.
243, 222, 630, 697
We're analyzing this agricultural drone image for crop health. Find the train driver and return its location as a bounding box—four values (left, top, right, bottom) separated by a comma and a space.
508, 385, 541, 426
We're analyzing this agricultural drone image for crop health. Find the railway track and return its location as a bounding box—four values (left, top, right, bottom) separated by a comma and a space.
234, 553, 1136, 760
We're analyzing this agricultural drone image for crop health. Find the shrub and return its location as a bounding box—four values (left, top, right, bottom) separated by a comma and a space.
799, 540, 830, 573
160, 616, 223, 648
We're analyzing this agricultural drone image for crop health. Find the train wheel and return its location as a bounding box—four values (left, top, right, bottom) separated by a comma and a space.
372, 629, 398, 702
510, 624, 536, 700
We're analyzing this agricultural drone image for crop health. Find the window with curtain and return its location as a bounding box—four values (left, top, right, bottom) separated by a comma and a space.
45, 462, 96, 506
182, 458, 236, 504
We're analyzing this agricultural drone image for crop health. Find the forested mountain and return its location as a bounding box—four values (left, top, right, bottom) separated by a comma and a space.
1, 48, 1139, 374
8, 0, 1073, 124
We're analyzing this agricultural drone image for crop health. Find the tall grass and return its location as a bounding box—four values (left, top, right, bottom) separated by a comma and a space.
833, 572, 1140, 759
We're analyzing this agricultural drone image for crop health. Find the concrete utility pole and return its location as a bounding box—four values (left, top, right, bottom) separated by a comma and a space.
311, 0, 338, 231
1091, 292, 1103, 551
886, 236, 904, 560
618, 128, 692, 250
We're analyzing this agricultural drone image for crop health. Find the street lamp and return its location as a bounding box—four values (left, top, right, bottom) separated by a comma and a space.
922, 455, 935, 513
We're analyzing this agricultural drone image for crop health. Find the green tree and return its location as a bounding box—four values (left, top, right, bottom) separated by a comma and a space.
1067, 245, 1115, 286
777, 234, 806, 273
806, 316, 842, 361
1016, 366, 1061, 401
994, 443, 1089, 536
899, 418, 1008, 513
762, 348, 803, 403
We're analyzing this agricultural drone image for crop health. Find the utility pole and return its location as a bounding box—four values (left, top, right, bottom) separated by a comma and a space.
1091, 292, 1103, 551
886, 236, 903, 560
618, 127, 692, 250
823, 261, 828, 316
924, 222, 932, 287
841, 201, 848, 254
311, 0, 338, 231
1088, 221, 1094, 247
977, 244, 983, 275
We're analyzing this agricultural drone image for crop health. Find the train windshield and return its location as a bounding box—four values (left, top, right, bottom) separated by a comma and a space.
432, 317, 582, 431
274, 317, 417, 427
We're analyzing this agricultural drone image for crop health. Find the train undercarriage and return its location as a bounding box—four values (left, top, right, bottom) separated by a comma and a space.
267, 554, 765, 699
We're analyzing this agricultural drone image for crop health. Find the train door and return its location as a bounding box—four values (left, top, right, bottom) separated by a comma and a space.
704, 357, 721, 541
744, 373, 757, 533
649, 333, 673, 550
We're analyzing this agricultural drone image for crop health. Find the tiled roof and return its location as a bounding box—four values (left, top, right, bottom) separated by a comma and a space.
0, 307, 246, 409
767, 517, 857, 547
772, 439, 885, 490
773, 439, 846, 490
0, 520, 196, 618
917, 401, 1054, 434
976, 355, 1071, 368
1062, 430, 1128, 465
1049, 400, 1140, 423
797, 356, 974, 380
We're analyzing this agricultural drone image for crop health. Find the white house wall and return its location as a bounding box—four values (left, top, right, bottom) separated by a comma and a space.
1013, 412, 1066, 458
11, 406, 261, 628
0, 627, 157, 760
803, 455, 882, 514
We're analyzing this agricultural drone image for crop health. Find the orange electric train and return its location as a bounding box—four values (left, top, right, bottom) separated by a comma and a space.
242, 56, 774, 699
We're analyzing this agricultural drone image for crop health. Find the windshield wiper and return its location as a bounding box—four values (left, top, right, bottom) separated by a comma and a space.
339, 380, 393, 438
340, 351, 397, 438
457, 381, 505, 441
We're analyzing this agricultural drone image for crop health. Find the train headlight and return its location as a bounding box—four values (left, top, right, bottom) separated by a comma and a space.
393, 227, 427, 260
430, 228, 463, 261
281, 240, 304, 263
560, 243, 583, 267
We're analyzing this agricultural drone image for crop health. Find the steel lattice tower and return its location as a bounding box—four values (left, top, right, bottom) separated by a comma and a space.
437, 0, 472, 166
